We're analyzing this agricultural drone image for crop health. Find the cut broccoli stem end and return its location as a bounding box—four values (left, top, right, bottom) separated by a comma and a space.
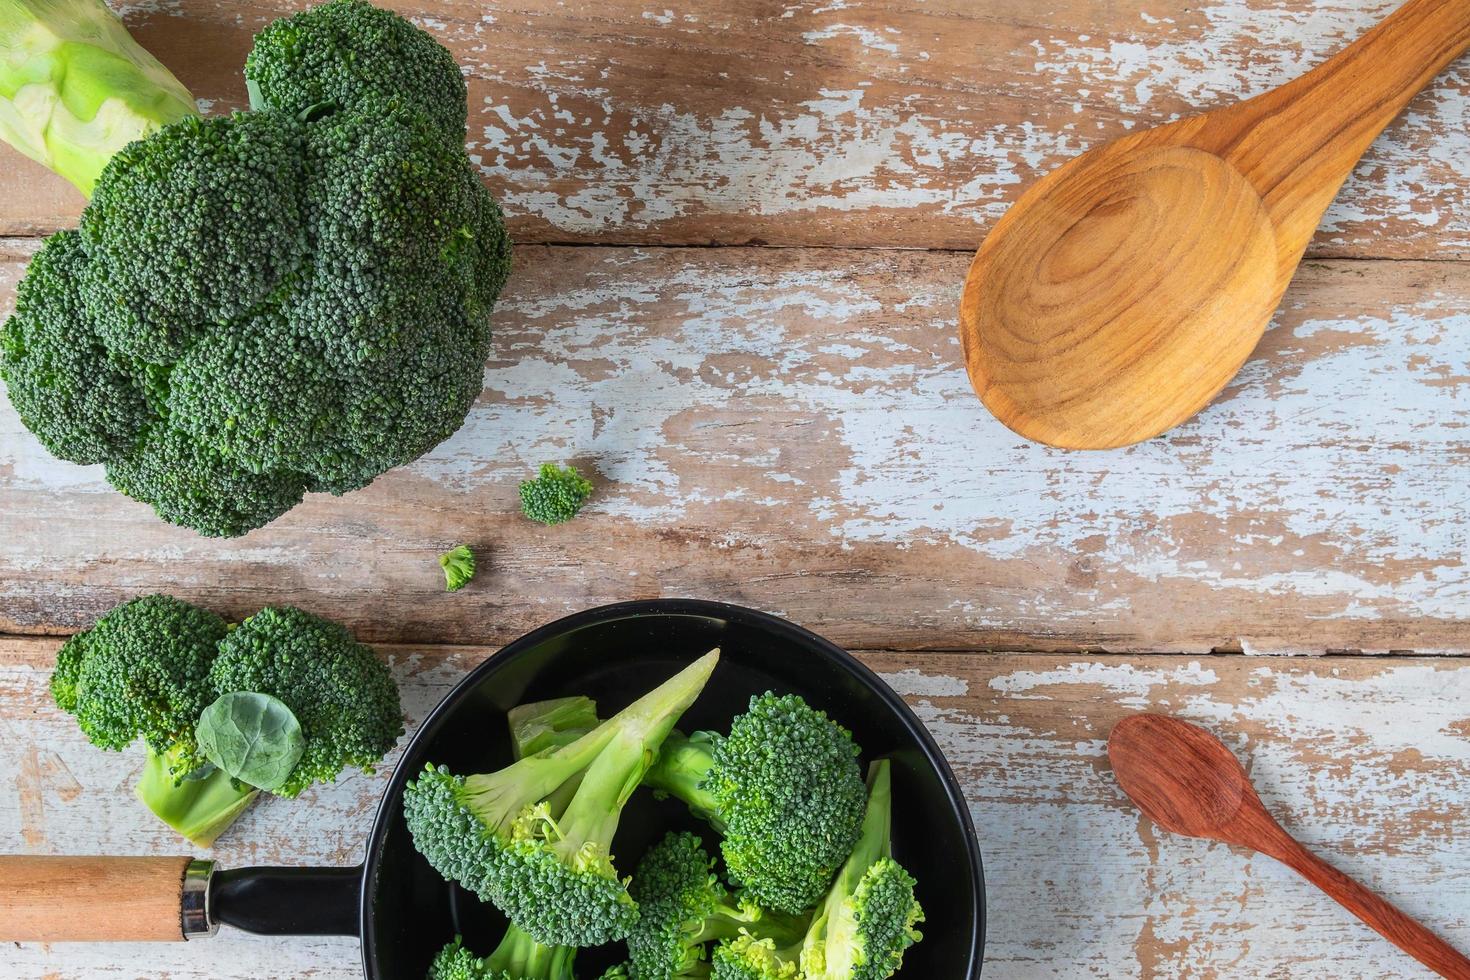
135, 748, 258, 846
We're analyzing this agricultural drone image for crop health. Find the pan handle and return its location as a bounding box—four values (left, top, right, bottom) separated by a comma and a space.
210, 864, 361, 937
0, 856, 362, 941
0, 855, 200, 941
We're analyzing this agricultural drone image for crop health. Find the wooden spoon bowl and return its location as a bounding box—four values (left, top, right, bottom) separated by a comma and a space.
961, 0, 1470, 449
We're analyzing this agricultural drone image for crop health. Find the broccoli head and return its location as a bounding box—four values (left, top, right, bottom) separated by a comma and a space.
628, 831, 807, 980
403, 650, 720, 947
0, 0, 512, 538
208, 605, 404, 797
50, 594, 252, 845
51, 595, 402, 845
519, 464, 594, 526
51, 594, 228, 773
645, 692, 867, 914
245, 0, 467, 141
428, 927, 576, 980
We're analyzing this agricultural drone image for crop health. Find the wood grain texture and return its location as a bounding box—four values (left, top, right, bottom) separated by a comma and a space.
0, 855, 190, 943
1, 638, 1466, 977
1, 0, 1468, 255
2, 241, 1466, 653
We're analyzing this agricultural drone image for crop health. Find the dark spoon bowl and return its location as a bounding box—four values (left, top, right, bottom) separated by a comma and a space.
359, 598, 986, 977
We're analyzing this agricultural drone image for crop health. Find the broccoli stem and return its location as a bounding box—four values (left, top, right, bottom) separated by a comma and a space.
0, 0, 198, 194
485, 922, 577, 979
135, 747, 258, 846
643, 730, 723, 825
554, 656, 718, 860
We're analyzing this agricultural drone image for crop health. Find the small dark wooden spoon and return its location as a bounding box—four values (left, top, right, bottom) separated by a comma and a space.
1109, 713, 1470, 979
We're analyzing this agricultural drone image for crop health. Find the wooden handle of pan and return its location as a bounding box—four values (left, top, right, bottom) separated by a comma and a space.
0, 856, 202, 942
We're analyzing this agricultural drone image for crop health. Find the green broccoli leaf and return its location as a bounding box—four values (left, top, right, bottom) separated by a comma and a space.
197, 691, 306, 792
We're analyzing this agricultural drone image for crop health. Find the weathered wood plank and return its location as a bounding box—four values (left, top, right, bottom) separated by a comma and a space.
2, 241, 1468, 653
1, 638, 1466, 977
1, 0, 1467, 254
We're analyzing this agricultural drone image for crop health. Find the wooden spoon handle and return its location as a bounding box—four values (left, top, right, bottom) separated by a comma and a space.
1268, 836, 1470, 979
1221, 0, 1470, 254
0, 855, 211, 942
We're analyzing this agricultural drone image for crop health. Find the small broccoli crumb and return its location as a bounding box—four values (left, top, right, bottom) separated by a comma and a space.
439, 545, 476, 592
519, 463, 593, 526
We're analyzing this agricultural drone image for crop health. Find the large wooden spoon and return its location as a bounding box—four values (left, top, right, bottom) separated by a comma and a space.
960, 0, 1470, 449
1109, 713, 1470, 978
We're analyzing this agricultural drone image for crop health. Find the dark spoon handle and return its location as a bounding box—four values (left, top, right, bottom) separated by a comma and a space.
1266, 833, 1470, 979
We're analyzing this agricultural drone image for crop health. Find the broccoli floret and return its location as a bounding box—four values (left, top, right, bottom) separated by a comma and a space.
80, 110, 308, 361
519, 464, 594, 526
709, 935, 800, 980
404, 651, 720, 947
0, 231, 149, 463
105, 426, 309, 539
208, 606, 404, 797
645, 692, 867, 914
629, 832, 807, 980
245, 0, 468, 141
799, 760, 923, 980
48, 595, 254, 844
0, 0, 512, 539
0, 0, 196, 193
50, 595, 402, 844
710, 761, 922, 980
428, 927, 576, 980
51, 595, 228, 770
430, 936, 493, 979
599, 967, 632, 980
439, 545, 477, 592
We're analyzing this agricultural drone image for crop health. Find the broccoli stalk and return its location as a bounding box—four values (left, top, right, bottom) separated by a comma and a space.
0, 0, 198, 194
508, 695, 597, 760
428, 926, 576, 980
404, 650, 720, 947
135, 748, 256, 847
712, 761, 924, 980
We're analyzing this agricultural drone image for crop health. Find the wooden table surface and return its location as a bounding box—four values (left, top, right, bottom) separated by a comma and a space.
1, 0, 1467, 977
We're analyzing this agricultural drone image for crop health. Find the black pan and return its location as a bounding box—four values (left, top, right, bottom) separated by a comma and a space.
3, 599, 986, 977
